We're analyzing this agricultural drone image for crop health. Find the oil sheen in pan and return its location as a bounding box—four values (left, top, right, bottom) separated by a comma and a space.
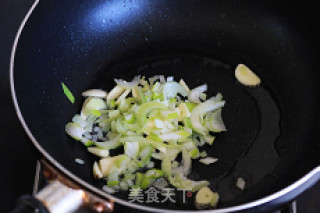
95, 53, 281, 210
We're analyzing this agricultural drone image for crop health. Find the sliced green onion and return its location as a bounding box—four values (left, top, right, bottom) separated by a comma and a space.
91, 110, 101, 117
62, 82, 75, 104
190, 148, 199, 159
107, 180, 119, 187
82, 138, 94, 147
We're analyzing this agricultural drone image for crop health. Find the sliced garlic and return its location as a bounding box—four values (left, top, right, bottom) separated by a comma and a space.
235, 64, 261, 86
195, 187, 219, 209
93, 161, 103, 179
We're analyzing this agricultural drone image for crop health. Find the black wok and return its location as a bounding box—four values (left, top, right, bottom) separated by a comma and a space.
10, 0, 320, 212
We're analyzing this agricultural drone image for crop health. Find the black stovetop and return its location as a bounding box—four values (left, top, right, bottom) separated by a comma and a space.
1, 1, 320, 212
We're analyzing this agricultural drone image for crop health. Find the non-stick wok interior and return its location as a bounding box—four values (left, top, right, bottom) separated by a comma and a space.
13, 0, 320, 210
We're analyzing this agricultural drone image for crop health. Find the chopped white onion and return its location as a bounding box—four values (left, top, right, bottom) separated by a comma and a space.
83, 132, 92, 139
153, 178, 168, 189
236, 177, 246, 190
75, 158, 85, 165
179, 79, 190, 92
199, 157, 218, 165
159, 75, 166, 83
188, 84, 208, 103
88, 147, 109, 158
72, 115, 87, 128
102, 185, 116, 194
146, 161, 155, 169
65, 122, 85, 141
65, 75, 228, 203
167, 76, 174, 82
149, 75, 162, 86
164, 120, 175, 130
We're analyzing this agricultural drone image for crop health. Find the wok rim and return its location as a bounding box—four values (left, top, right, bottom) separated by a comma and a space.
9, 0, 320, 212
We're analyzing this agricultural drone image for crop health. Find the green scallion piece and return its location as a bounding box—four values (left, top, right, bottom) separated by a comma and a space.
61, 82, 75, 104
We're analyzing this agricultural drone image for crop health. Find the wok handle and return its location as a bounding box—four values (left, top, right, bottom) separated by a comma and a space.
10, 180, 113, 213
10, 195, 49, 213
10, 180, 86, 213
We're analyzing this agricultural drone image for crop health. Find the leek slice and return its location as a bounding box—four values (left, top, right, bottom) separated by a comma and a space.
82, 89, 107, 98
115, 75, 141, 89
190, 100, 225, 135
88, 147, 109, 158
188, 84, 207, 103
124, 142, 139, 158
205, 109, 227, 132
199, 157, 218, 165
171, 173, 210, 192
136, 102, 167, 126
65, 75, 228, 207
95, 135, 121, 149
81, 97, 106, 119
65, 122, 85, 141
107, 85, 125, 101
93, 161, 103, 179
162, 81, 188, 100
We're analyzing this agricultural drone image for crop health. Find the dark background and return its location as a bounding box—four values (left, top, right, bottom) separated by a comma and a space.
0, 0, 39, 212
0, 0, 319, 212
